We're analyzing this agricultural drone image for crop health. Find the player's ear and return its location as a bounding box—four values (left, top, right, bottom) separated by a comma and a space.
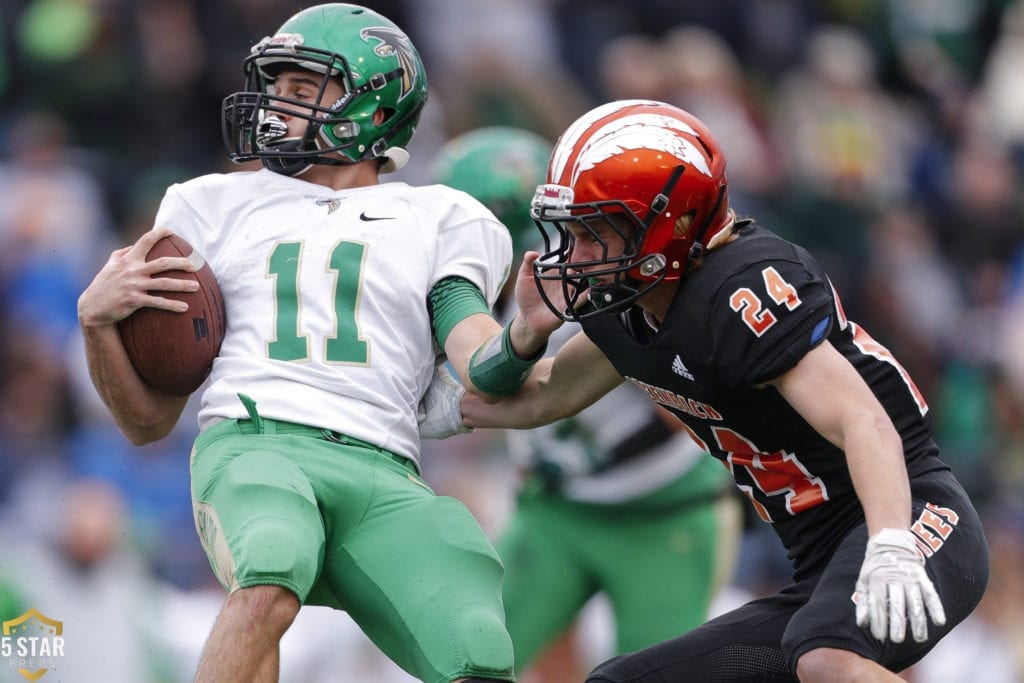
673, 212, 695, 239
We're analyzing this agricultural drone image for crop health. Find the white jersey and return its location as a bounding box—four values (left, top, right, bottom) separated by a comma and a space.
155, 169, 511, 463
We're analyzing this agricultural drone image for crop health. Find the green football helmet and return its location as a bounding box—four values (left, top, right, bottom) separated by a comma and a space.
222, 3, 428, 176
431, 127, 552, 254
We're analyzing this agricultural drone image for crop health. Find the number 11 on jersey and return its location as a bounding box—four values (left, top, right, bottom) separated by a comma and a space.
267, 240, 370, 364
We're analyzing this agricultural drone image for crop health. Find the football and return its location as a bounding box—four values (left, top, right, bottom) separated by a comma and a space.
117, 234, 226, 396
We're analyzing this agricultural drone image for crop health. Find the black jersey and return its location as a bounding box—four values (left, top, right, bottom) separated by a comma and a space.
580, 224, 950, 574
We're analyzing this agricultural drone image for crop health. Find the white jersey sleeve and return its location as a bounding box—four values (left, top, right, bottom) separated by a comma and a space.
153, 169, 511, 464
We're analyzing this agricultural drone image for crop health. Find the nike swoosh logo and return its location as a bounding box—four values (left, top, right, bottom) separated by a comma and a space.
359, 212, 394, 222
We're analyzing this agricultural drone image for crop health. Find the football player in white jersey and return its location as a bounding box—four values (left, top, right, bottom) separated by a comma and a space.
77, 5, 551, 682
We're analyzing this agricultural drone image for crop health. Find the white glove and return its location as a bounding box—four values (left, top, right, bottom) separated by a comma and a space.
854, 528, 946, 643
417, 357, 471, 439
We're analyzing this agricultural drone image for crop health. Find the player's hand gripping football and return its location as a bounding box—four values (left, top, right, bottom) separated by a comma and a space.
77, 226, 199, 326
854, 528, 946, 643
418, 357, 471, 439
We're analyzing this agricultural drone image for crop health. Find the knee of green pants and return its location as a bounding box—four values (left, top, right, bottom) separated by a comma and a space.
236, 517, 322, 600
208, 449, 324, 599
449, 602, 515, 676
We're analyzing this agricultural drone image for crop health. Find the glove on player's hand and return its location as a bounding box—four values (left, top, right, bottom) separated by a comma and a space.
417, 357, 470, 439
854, 528, 946, 643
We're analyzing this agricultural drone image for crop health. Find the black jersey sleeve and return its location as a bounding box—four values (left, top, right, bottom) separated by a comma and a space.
707, 251, 834, 388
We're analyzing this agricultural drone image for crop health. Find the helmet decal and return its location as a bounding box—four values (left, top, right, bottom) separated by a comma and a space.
256, 33, 304, 51
360, 26, 419, 101
568, 114, 712, 185
550, 99, 661, 181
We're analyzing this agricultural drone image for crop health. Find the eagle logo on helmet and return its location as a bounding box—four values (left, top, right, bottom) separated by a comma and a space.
359, 26, 419, 101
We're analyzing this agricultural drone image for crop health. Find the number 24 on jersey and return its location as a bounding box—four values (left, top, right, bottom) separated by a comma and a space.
728, 266, 802, 336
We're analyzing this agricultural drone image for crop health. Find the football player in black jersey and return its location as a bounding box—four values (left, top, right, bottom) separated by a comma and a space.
449, 100, 990, 682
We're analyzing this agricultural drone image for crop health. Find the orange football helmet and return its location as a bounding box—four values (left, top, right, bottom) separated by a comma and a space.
531, 99, 731, 320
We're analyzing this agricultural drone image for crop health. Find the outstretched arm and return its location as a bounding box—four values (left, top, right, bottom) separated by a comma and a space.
462, 329, 623, 429
422, 248, 608, 437
77, 227, 196, 444
441, 251, 568, 402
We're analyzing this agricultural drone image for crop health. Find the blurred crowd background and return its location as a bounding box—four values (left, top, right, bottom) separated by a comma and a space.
1, 0, 1023, 681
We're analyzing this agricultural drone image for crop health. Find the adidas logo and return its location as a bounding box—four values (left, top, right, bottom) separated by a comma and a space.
671, 355, 694, 380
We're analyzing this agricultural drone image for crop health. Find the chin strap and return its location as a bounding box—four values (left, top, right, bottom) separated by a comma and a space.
365, 96, 426, 173
261, 142, 315, 176
641, 164, 685, 226
687, 184, 727, 267
584, 165, 684, 314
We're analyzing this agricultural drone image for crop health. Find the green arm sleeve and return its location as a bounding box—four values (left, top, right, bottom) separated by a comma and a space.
428, 276, 491, 348
467, 321, 544, 396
